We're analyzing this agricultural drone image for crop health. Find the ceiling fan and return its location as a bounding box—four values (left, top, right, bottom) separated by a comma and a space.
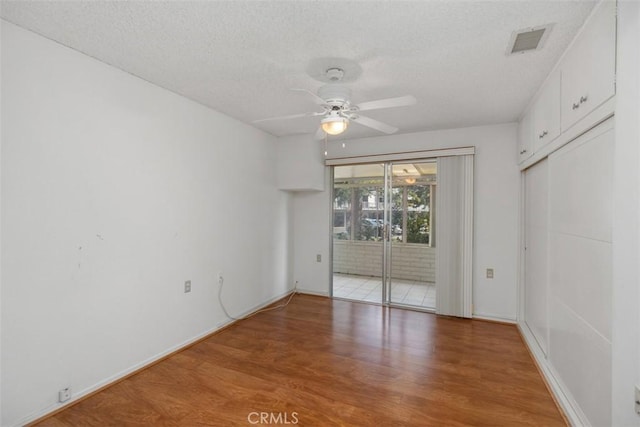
253, 68, 417, 139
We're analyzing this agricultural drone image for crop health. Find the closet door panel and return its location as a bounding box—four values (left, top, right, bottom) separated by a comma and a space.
524, 159, 549, 354
547, 122, 613, 427
549, 232, 611, 340
548, 126, 613, 243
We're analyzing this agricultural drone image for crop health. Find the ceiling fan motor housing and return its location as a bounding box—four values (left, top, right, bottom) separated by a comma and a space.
318, 84, 351, 108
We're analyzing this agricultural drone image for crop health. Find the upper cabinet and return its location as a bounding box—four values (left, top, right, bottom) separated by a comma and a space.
561, 0, 616, 132
532, 70, 561, 153
518, 110, 534, 163
518, 0, 616, 166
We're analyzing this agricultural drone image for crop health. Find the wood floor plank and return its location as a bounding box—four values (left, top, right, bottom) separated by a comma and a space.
34, 295, 566, 426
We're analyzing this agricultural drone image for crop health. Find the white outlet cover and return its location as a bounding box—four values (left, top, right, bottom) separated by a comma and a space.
58, 387, 71, 403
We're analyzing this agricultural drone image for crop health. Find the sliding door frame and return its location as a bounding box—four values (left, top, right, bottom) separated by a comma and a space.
328, 147, 474, 315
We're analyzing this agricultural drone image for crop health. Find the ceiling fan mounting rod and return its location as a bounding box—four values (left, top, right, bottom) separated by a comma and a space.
325, 68, 345, 81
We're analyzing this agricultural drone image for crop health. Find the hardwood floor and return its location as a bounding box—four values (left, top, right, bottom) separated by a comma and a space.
35, 294, 566, 426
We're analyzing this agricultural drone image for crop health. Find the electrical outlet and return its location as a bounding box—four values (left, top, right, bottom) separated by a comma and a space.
486, 268, 494, 279
316, 254, 322, 262
635, 385, 640, 414
184, 280, 191, 293
59, 387, 71, 403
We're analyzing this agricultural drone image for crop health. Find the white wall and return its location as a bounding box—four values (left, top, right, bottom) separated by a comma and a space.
287, 123, 520, 321
1, 21, 292, 426
0, 18, 4, 426
612, 1, 640, 425
291, 179, 332, 296
276, 135, 325, 191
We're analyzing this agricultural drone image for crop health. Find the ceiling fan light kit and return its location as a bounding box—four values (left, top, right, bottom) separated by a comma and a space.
321, 113, 349, 135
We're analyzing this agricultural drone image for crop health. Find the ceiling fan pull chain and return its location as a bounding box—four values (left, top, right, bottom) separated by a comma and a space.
324, 133, 328, 156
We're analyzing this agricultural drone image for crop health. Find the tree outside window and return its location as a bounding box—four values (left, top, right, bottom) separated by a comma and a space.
333, 181, 434, 245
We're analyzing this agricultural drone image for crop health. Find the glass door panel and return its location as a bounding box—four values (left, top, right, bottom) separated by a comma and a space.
388, 162, 437, 309
331, 161, 437, 310
332, 164, 384, 304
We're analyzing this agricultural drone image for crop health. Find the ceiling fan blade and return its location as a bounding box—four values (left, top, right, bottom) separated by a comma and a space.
355, 95, 417, 112
291, 88, 327, 105
252, 111, 323, 123
314, 127, 326, 141
351, 115, 398, 134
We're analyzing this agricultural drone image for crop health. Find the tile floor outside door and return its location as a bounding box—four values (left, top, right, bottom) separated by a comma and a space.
332, 273, 435, 309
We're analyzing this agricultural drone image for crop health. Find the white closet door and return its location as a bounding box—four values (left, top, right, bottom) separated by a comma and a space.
524, 159, 549, 355
547, 122, 613, 427
435, 155, 474, 318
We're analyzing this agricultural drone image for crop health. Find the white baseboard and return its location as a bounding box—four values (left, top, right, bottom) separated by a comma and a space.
216, 288, 296, 328
17, 287, 296, 427
472, 312, 517, 324
15, 325, 220, 427
296, 289, 329, 297
518, 321, 591, 427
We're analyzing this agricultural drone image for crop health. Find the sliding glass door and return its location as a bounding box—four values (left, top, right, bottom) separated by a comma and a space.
386, 162, 437, 308
331, 161, 437, 310
332, 164, 385, 304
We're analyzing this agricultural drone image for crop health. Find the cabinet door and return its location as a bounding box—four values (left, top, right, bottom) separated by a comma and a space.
561, 0, 616, 132
518, 111, 533, 163
532, 70, 561, 153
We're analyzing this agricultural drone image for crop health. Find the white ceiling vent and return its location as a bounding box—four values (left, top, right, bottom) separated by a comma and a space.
507, 24, 554, 55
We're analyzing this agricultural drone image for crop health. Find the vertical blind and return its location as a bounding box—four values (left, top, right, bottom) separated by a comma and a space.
435, 154, 474, 318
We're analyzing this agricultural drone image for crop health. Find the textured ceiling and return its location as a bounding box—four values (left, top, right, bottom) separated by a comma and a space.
1, 1, 597, 140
